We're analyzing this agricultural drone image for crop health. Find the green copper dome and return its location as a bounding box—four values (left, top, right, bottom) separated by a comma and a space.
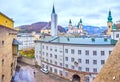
107, 10, 112, 23
112, 24, 116, 30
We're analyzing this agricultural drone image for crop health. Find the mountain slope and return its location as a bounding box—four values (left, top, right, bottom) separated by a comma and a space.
17, 22, 66, 33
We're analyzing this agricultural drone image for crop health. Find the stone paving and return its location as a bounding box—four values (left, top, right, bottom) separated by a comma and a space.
16, 62, 70, 82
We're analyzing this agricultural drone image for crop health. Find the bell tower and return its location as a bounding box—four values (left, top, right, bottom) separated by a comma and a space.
107, 10, 113, 35
68, 19, 72, 30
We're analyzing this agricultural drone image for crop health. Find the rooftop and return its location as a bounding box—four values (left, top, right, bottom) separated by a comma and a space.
36, 36, 117, 45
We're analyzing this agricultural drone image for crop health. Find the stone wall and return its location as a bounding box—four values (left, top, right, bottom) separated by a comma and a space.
0, 25, 17, 82
20, 57, 35, 65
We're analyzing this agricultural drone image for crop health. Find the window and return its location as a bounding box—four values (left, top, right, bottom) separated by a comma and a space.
46, 65, 48, 69
78, 59, 81, 63
101, 51, 105, 56
71, 65, 74, 69
65, 49, 68, 53
50, 54, 52, 57
46, 46, 48, 50
109, 51, 112, 55
55, 55, 57, 59
42, 52, 44, 55
2, 40, 4, 45
2, 59, 4, 65
50, 48, 52, 51
93, 51, 97, 55
65, 57, 68, 61
2, 75, 5, 81
55, 61, 57, 65
86, 59, 89, 64
55, 49, 57, 52
85, 50, 89, 55
46, 53, 48, 56
65, 64, 68, 68
93, 68, 97, 73
78, 67, 82, 71
60, 63, 62, 66
78, 50, 81, 54
101, 60, 105, 65
59, 70, 62, 75
46, 59, 48, 62
86, 68, 89, 72
50, 67, 52, 72
42, 58, 44, 61
93, 60, 97, 64
50, 60, 52, 63
116, 34, 119, 38
71, 58, 74, 62
71, 49, 74, 54
42, 45, 44, 49
54, 69, 57, 73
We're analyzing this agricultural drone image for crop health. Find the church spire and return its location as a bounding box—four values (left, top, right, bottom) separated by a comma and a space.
107, 10, 112, 23
80, 18, 82, 24
69, 19, 72, 24
52, 4, 55, 14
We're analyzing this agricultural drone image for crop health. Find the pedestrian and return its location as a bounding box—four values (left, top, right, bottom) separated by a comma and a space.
33, 71, 35, 77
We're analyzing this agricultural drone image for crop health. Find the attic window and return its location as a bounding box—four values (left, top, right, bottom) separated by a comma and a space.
91, 38, 95, 42
67, 37, 70, 41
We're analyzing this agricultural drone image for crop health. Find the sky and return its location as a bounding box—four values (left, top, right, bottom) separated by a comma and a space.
0, 0, 120, 27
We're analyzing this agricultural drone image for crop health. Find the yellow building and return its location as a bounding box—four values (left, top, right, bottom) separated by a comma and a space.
0, 12, 14, 28
0, 12, 18, 82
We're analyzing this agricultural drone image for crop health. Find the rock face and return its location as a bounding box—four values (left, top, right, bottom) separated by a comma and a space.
93, 40, 120, 82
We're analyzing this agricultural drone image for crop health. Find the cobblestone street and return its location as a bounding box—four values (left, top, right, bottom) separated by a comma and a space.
15, 62, 70, 82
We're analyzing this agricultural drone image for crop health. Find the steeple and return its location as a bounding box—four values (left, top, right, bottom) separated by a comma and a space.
52, 4, 55, 14
80, 19, 82, 24
107, 10, 112, 23
69, 19, 72, 24
51, 4, 57, 36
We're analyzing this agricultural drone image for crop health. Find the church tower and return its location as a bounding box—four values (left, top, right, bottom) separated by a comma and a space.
107, 10, 113, 35
51, 5, 57, 36
68, 19, 72, 30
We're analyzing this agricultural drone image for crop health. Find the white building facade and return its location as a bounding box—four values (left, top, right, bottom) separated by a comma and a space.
17, 33, 35, 50
34, 5, 119, 82
35, 37, 115, 82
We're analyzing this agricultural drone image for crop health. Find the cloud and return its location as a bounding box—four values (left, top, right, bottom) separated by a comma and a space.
0, 0, 120, 27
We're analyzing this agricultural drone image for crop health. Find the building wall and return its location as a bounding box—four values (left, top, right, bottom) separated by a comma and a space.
0, 13, 14, 28
17, 33, 34, 50
0, 26, 17, 82
111, 30, 120, 40
35, 41, 114, 82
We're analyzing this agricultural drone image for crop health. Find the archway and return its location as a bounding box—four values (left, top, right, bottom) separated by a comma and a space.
72, 74, 80, 82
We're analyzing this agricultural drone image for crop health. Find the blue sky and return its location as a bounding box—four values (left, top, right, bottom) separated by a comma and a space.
0, 0, 120, 27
